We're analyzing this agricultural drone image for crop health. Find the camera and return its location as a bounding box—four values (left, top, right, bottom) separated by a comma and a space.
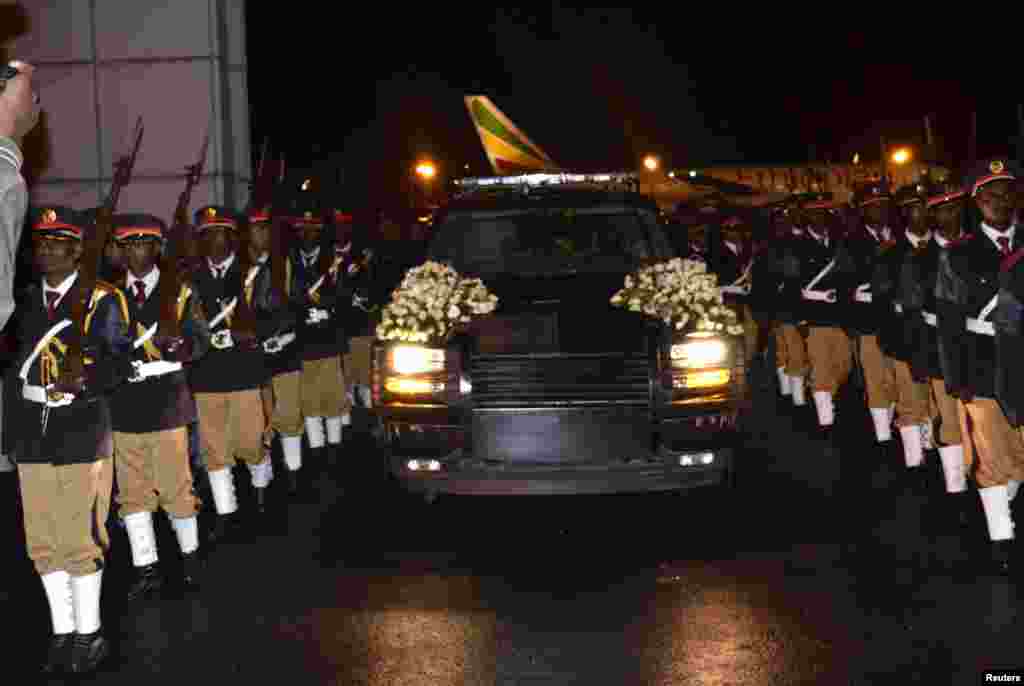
0, 65, 18, 92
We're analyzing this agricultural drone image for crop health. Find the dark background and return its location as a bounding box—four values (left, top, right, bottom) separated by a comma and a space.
246, 6, 1013, 210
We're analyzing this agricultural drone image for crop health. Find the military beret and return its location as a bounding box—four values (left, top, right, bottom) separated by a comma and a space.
967, 157, 1019, 197
31, 205, 85, 241
112, 213, 166, 242
194, 205, 241, 232
248, 204, 273, 224
926, 189, 966, 209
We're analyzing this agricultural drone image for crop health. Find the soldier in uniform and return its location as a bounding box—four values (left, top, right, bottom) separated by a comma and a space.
186, 206, 273, 544
108, 214, 210, 600
707, 214, 758, 362
11, 207, 133, 674
907, 183, 971, 527
873, 186, 935, 484
848, 183, 898, 452
752, 199, 809, 404
791, 198, 854, 436
283, 193, 352, 475
935, 157, 1024, 574
247, 203, 307, 497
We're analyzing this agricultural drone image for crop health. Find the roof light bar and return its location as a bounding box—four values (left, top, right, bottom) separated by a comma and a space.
454, 171, 638, 189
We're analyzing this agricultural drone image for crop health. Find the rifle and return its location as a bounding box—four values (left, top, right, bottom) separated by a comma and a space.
63, 116, 144, 385
159, 132, 209, 339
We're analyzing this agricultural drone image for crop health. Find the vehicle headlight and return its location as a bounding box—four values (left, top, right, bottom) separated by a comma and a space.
670, 335, 728, 369
389, 345, 446, 375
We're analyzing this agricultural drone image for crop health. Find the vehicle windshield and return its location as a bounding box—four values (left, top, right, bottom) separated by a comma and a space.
427, 209, 667, 274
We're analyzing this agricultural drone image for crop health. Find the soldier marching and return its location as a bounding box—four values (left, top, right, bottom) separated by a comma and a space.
12, 139, 1024, 678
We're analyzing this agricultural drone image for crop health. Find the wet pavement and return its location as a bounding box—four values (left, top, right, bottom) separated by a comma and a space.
3, 357, 1024, 685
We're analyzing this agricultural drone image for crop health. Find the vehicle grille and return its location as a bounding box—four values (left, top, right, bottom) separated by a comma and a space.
469, 352, 650, 407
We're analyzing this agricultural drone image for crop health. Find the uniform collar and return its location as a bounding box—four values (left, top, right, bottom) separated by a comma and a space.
300, 246, 320, 265
906, 231, 931, 249
807, 228, 829, 247
208, 253, 235, 276
724, 241, 740, 256
126, 265, 160, 300
981, 222, 1015, 249
257, 252, 269, 265
42, 270, 79, 308
933, 234, 956, 248
864, 225, 890, 242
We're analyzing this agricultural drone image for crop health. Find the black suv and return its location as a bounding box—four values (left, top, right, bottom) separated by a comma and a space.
371, 175, 749, 499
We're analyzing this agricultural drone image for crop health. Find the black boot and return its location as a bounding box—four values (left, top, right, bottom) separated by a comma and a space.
70, 630, 109, 674
207, 512, 245, 547
181, 551, 203, 590
125, 562, 162, 602
983, 540, 1015, 576
41, 633, 73, 674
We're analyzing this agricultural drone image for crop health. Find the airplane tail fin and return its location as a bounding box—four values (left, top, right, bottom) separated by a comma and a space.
464, 96, 560, 175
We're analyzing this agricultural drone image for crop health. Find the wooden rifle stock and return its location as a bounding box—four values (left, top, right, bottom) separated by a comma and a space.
64, 116, 144, 384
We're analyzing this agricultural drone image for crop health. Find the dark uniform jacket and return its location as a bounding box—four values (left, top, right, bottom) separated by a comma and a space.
900, 238, 946, 380
707, 239, 753, 314
186, 257, 281, 393
11, 278, 134, 464
259, 257, 303, 378
750, 231, 802, 326
109, 272, 211, 433
870, 233, 920, 362
845, 226, 890, 335
993, 247, 1024, 425
289, 246, 353, 362
935, 231, 1004, 400
788, 233, 855, 328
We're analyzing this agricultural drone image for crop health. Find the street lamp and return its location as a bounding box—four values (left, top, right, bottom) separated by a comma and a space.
643, 155, 660, 172
891, 148, 911, 165
415, 161, 437, 180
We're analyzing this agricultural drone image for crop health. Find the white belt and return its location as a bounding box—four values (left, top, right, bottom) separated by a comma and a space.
893, 303, 904, 314
306, 307, 330, 325
966, 318, 995, 336
22, 384, 75, 407
922, 311, 937, 327
854, 284, 872, 303
129, 360, 183, 382
211, 330, 235, 350
263, 332, 297, 354
802, 289, 837, 303
720, 285, 750, 296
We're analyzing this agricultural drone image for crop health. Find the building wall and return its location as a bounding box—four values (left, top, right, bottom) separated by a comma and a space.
4, 0, 250, 217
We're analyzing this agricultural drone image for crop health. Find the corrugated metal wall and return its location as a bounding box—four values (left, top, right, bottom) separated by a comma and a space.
6, 0, 251, 217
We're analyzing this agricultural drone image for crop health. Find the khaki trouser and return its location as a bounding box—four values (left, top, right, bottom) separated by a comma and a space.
301, 356, 351, 418
342, 336, 374, 389
890, 360, 932, 427
858, 335, 894, 410
18, 459, 113, 577
113, 428, 197, 519
777, 324, 809, 377
959, 397, 1024, 489
806, 327, 853, 393
270, 370, 303, 436
930, 378, 962, 446
195, 390, 266, 471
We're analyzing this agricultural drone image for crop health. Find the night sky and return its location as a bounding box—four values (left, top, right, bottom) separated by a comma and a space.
246, 6, 1007, 209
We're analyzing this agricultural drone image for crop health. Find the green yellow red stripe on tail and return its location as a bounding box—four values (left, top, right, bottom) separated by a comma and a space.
464, 96, 559, 175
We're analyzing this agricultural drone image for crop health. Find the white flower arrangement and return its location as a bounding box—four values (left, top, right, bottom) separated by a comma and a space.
376, 261, 499, 344
610, 258, 744, 335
